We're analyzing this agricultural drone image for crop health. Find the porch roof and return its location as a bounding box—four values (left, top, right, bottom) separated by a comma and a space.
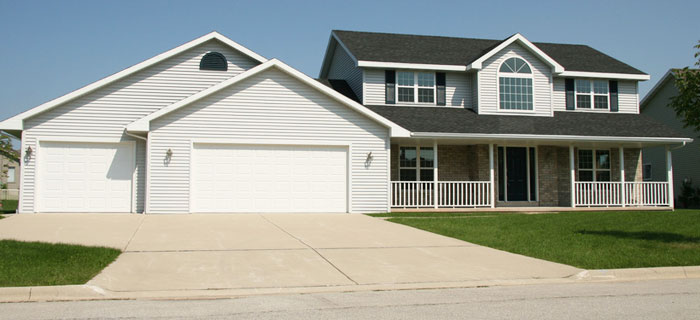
366, 105, 691, 144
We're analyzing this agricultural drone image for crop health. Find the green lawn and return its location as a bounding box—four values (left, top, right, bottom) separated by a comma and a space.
0, 240, 121, 287
379, 210, 700, 269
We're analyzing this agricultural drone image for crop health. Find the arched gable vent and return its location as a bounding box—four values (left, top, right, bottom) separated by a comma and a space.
199, 52, 228, 71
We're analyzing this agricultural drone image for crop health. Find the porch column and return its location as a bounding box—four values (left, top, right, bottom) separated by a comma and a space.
619, 146, 625, 207
489, 143, 495, 208
434, 141, 438, 209
667, 146, 675, 209
569, 145, 575, 208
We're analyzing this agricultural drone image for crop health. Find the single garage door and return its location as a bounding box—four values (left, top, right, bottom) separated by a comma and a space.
38, 141, 134, 213
192, 144, 347, 213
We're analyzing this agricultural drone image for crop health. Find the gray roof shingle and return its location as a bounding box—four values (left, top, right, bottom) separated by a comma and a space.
366, 105, 685, 138
333, 30, 646, 75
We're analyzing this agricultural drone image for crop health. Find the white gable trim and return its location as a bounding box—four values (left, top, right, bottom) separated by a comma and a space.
127, 59, 411, 137
559, 71, 650, 81
0, 32, 267, 131
469, 33, 564, 73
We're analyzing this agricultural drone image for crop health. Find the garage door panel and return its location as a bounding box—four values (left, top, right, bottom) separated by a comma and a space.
192, 144, 347, 213
38, 142, 133, 213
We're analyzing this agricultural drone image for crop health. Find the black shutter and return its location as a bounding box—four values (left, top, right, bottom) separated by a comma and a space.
436, 72, 446, 106
565, 78, 575, 110
385, 70, 396, 104
609, 80, 619, 112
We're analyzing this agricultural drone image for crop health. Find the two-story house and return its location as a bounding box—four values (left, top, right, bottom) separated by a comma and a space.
0, 31, 690, 214
319, 30, 691, 209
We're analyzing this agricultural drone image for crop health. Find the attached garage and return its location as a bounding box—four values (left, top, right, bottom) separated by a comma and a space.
37, 141, 134, 213
191, 143, 348, 213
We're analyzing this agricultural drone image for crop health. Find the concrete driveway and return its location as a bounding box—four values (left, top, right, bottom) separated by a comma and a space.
0, 214, 581, 293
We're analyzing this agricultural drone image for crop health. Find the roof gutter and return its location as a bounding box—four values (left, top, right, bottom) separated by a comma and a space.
409, 132, 693, 144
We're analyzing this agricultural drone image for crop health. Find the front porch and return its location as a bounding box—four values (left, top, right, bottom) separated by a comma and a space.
389, 142, 675, 210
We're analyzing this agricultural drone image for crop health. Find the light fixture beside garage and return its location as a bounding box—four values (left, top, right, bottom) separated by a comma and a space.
166, 148, 173, 160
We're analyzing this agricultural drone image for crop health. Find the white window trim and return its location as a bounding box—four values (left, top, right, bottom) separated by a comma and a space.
398, 146, 434, 181
578, 148, 611, 181
396, 71, 436, 105
497, 58, 535, 112
575, 79, 610, 110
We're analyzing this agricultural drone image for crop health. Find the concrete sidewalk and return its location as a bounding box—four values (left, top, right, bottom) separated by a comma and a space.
1, 213, 695, 302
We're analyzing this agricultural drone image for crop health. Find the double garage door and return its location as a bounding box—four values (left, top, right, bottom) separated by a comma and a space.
38, 141, 134, 213
192, 144, 348, 213
36, 142, 347, 213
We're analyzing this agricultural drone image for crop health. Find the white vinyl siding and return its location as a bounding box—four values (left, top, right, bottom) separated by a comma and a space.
19, 40, 260, 213
149, 68, 389, 213
478, 43, 552, 116
364, 69, 470, 107
327, 44, 363, 102
552, 78, 639, 114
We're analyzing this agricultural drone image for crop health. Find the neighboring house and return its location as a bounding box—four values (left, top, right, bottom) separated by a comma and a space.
641, 69, 700, 206
0, 150, 20, 190
0, 31, 690, 214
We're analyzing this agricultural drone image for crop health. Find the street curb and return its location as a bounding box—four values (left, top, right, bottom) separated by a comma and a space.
573, 266, 700, 281
1, 266, 699, 303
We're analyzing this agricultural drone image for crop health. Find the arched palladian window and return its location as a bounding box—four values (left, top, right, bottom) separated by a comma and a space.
199, 52, 228, 71
498, 57, 533, 110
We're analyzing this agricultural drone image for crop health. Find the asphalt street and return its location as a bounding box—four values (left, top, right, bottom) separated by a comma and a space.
1, 278, 698, 319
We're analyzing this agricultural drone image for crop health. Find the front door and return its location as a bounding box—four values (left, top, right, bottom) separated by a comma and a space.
506, 147, 528, 201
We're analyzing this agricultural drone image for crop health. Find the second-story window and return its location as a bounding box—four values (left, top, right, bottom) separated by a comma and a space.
498, 57, 533, 110
397, 71, 435, 103
575, 79, 609, 109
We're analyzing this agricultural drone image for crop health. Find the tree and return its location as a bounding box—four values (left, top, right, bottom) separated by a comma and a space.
670, 40, 700, 135
0, 132, 18, 163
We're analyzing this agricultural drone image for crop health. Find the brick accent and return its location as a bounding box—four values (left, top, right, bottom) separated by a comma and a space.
437, 145, 470, 181
474, 145, 490, 181
536, 146, 571, 206
624, 148, 643, 182
390, 144, 399, 181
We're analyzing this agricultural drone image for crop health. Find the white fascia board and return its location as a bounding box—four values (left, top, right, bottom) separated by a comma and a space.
640, 69, 674, 109
468, 33, 565, 73
558, 71, 651, 81
0, 31, 267, 131
127, 59, 411, 137
410, 132, 693, 144
357, 60, 469, 71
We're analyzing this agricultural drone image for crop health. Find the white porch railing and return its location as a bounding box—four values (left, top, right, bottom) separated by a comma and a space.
574, 182, 669, 207
0, 189, 19, 201
391, 181, 492, 208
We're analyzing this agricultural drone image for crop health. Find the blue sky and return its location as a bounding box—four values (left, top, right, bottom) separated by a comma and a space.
1, 0, 698, 122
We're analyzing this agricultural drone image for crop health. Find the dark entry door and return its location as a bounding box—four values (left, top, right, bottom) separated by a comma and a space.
506, 147, 527, 201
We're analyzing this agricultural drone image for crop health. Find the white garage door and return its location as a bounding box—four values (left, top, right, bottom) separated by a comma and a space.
38, 141, 134, 213
192, 144, 347, 213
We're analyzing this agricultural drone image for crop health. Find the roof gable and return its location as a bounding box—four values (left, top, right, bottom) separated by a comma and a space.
0, 32, 267, 131
468, 33, 563, 73
127, 59, 410, 137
